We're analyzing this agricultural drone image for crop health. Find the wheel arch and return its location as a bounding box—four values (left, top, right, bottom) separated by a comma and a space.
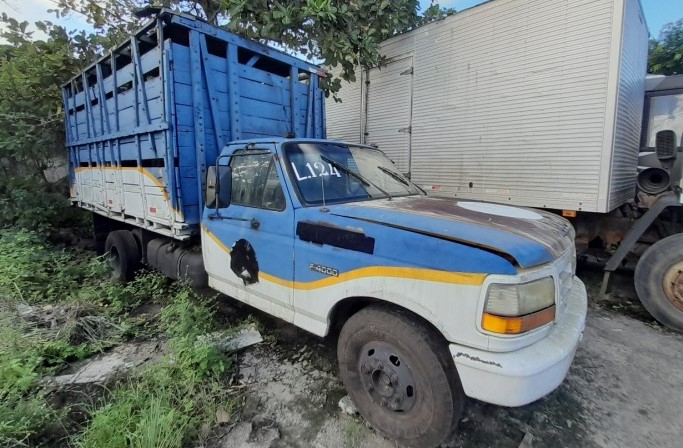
326, 295, 451, 348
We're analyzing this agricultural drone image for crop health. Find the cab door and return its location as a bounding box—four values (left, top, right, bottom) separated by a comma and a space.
202, 146, 295, 322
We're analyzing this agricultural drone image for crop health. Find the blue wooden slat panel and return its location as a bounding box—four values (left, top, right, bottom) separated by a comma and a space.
64, 11, 326, 236
240, 77, 294, 105
226, 42, 242, 140
189, 30, 208, 210
119, 101, 165, 130
173, 69, 192, 85
241, 115, 288, 136
169, 14, 321, 73
114, 64, 135, 84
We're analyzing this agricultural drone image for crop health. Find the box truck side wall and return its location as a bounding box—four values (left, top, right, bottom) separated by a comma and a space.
606, 0, 650, 211
326, 0, 648, 213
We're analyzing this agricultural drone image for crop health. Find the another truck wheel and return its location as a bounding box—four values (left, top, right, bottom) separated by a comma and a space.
104, 230, 141, 283
337, 305, 464, 447
635, 233, 683, 332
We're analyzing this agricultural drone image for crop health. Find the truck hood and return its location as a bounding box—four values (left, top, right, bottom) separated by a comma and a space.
328, 196, 573, 268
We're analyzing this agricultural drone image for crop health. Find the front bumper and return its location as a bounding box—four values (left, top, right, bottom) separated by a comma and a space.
451, 277, 587, 407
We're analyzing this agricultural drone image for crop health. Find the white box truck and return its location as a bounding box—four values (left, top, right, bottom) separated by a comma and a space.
327, 0, 683, 332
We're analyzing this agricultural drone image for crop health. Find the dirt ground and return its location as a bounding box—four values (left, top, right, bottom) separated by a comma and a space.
201, 266, 683, 448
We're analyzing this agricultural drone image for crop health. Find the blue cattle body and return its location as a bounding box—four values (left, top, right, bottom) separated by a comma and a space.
62, 10, 326, 235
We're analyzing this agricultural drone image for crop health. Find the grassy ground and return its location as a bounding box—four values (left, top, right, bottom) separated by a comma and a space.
0, 229, 240, 447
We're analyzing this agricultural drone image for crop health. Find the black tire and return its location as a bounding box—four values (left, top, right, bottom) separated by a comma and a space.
635, 233, 683, 332
337, 305, 464, 447
104, 230, 141, 282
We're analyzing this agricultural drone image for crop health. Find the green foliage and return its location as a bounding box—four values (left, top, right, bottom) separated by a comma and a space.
222, 0, 420, 88
0, 307, 64, 447
0, 13, 103, 231
0, 15, 82, 175
0, 229, 73, 302
0, 228, 168, 313
0, 228, 104, 303
160, 289, 214, 338
0, 229, 236, 446
77, 291, 233, 448
0, 397, 58, 447
50, 0, 149, 50
97, 271, 171, 315
649, 18, 683, 75
0, 175, 89, 232
75, 392, 190, 448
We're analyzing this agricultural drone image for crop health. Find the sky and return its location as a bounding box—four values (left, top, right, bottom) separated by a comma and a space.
1, 0, 682, 40
1, 0, 92, 33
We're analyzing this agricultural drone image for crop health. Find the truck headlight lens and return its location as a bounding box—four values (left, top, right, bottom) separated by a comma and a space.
482, 277, 556, 334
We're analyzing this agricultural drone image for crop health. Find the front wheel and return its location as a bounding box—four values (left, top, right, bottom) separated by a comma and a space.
337, 305, 464, 447
635, 233, 683, 332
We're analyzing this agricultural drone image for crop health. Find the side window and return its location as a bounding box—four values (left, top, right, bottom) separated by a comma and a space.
229, 151, 286, 211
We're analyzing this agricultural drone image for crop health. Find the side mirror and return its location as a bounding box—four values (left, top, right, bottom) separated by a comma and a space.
206, 166, 217, 207
205, 165, 232, 208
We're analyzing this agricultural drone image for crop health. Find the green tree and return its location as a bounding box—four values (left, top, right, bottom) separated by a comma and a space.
0, 15, 97, 228
649, 18, 683, 75
51, 0, 455, 91
0, 15, 86, 181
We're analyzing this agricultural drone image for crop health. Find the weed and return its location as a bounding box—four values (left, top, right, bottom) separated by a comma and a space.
0, 307, 67, 446
0, 396, 61, 447
75, 287, 235, 448
344, 420, 361, 448
0, 229, 240, 447
159, 289, 214, 338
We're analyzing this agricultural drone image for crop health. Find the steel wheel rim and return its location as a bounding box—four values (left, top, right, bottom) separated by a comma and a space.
358, 341, 417, 413
108, 247, 122, 277
662, 261, 683, 312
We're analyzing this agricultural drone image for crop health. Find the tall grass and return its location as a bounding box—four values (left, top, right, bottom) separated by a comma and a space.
0, 229, 237, 447
76, 292, 234, 448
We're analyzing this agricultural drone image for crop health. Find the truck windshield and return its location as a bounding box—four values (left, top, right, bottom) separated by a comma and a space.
283, 142, 422, 205
646, 93, 683, 148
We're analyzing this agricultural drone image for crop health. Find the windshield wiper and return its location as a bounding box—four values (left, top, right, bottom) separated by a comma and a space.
320, 155, 393, 200
377, 166, 410, 186
377, 166, 427, 195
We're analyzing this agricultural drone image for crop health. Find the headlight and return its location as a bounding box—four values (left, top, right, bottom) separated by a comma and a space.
482, 277, 556, 334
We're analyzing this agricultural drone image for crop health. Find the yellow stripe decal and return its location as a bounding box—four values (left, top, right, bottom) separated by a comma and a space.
201, 227, 486, 289
202, 225, 231, 253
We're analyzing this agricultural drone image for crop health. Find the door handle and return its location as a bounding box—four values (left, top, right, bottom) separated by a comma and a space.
250, 219, 260, 230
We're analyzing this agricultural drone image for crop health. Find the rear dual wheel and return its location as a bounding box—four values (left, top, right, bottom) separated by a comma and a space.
104, 230, 140, 282
337, 305, 464, 447
635, 234, 683, 332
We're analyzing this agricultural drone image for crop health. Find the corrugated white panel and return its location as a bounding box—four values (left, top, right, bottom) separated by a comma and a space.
366, 56, 413, 173
408, 0, 617, 212
327, 0, 648, 213
325, 68, 364, 143
607, 0, 649, 210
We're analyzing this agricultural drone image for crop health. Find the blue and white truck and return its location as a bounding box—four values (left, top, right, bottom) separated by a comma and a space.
63, 11, 587, 447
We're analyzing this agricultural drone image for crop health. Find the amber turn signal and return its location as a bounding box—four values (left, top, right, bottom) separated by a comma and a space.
481, 306, 556, 334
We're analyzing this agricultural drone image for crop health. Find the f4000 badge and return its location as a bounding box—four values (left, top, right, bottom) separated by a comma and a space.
309, 263, 339, 277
